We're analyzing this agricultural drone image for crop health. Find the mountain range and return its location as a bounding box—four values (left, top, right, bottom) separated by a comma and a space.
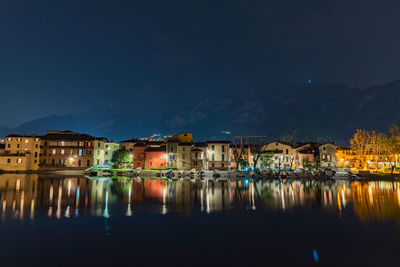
2, 80, 400, 145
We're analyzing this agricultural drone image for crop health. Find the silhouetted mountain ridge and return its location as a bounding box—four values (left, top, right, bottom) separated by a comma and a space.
1, 80, 400, 144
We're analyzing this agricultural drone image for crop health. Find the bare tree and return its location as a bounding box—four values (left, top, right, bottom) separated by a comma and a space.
231, 137, 246, 170
350, 129, 371, 169
370, 130, 387, 170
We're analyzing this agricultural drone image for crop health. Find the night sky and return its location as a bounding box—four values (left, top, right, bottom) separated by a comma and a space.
1, 0, 399, 127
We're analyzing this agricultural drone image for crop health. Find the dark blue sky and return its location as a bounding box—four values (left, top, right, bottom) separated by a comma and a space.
1, 0, 400, 127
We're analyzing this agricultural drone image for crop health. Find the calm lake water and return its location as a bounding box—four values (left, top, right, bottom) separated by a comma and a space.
0, 174, 400, 266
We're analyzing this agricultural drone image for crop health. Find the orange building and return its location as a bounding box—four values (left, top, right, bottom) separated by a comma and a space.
145, 146, 167, 169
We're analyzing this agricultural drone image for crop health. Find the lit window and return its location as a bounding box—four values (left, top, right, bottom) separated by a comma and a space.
52, 149, 56, 155
25, 139, 29, 143
17, 158, 23, 163
61, 149, 65, 155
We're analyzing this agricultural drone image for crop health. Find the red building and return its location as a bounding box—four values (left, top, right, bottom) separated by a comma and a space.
132, 143, 147, 169
145, 146, 167, 169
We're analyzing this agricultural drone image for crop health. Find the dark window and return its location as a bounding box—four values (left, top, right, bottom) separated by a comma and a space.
87, 160, 90, 166
7, 158, 10, 163
7, 144, 10, 148
286, 149, 288, 154
78, 160, 81, 167
34, 152, 38, 158
222, 145, 225, 152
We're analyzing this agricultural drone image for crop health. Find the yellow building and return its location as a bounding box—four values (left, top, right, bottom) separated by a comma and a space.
166, 133, 193, 170
0, 134, 41, 171
104, 141, 119, 165
262, 141, 294, 170
93, 138, 119, 167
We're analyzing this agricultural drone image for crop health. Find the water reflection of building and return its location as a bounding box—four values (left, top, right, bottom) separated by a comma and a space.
347, 181, 400, 227
0, 174, 38, 219
2, 174, 400, 227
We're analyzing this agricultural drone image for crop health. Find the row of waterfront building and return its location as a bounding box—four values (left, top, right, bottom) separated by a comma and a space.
0, 130, 364, 172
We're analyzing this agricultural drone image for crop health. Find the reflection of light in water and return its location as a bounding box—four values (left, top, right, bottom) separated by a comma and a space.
281, 187, 285, 212
67, 180, 71, 197
30, 200, 35, 219
48, 206, 52, 217
56, 184, 62, 219
251, 182, 256, 210
75, 186, 80, 217
162, 188, 167, 215
341, 190, 346, 208
20, 191, 24, 219
16, 179, 20, 191
49, 185, 53, 202
200, 188, 204, 212
397, 188, 400, 207
368, 186, 373, 204
206, 193, 210, 214
126, 184, 132, 216
2, 200, 6, 212
103, 190, 110, 218
65, 205, 70, 218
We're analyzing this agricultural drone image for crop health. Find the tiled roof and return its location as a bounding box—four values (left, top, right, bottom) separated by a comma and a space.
41, 131, 95, 141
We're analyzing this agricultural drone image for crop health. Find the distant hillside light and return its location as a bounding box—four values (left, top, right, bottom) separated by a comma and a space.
307, 79, 312, 84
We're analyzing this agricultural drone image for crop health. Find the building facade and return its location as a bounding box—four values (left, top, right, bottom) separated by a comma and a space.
145, 146, 166, 169
2, 134, 41, 171
206, 141, 230, 170
319, 143, 337, 168
40, 131, 95, 169
263, 141, 294, 170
